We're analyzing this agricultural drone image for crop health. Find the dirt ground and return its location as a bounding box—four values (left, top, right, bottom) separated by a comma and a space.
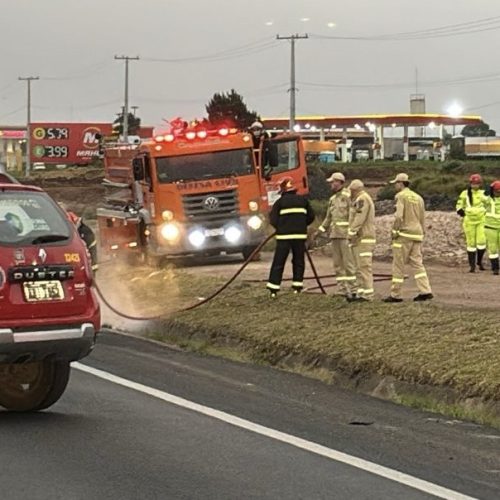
25, 175, 498, 316
177, 251, 500, 311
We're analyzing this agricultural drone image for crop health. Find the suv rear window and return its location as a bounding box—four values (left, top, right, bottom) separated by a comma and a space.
0, 190, 71, 246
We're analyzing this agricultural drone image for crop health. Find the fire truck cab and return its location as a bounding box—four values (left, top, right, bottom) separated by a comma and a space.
97, 123, 308, 262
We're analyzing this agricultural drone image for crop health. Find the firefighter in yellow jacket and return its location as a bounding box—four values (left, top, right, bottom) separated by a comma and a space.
456, 173, 487, 272
347, 179, 376, 302
317, 172, 357, 299
383, 173, 433, 303
484, 180, 500, 275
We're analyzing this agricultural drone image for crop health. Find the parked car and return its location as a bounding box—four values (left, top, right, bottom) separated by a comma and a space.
0, 180, 100, 411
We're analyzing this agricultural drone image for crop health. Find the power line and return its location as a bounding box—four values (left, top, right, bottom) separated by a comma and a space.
142, 38, 277, 63
311, 15, 500, 41
297, 69, 500, 91
41, 61, 111, 81
0, 105, 25, 120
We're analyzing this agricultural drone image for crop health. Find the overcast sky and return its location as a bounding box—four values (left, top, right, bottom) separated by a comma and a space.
1, 0, 500, 130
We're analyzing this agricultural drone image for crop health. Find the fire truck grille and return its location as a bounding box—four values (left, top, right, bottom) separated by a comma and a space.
182, 189, 239, 221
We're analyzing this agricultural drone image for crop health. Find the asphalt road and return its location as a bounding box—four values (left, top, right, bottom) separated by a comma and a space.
1, 331, 499, 500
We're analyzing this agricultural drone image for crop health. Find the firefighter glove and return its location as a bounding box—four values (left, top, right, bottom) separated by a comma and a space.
456, 208, 465, 218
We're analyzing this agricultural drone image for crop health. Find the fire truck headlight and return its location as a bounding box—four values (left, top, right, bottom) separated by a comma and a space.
162, 210, 174, 221
188, 230, 206, 248
224, 226, 241, 243
160, 223, 180, 242
247, 215, 263, 230
248, 201, 259, 212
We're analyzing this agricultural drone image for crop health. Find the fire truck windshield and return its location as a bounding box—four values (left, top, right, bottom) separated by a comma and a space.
156, 148, 254, 183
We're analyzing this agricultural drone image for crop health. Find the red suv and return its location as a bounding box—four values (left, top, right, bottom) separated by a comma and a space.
0, 181, 100, 411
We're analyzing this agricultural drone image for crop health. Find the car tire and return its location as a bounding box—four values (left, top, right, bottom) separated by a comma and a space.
0, 360, 71, 412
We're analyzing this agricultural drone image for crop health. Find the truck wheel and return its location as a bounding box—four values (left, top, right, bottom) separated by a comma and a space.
242, 246, 261, 262
0, 360, 71, 412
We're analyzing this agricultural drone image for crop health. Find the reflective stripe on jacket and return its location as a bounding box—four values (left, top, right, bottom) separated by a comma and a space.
319, 188, 351, 239
348, 190, 375, 242
484, 196, 500, 230
270, 191, 315, 239
392, 188, 425, 241
456, 188, 487, 223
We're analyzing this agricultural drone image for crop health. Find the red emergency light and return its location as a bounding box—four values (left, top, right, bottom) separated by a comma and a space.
153, 127, 238, 143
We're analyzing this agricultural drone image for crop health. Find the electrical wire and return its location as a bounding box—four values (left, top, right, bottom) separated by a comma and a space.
41, 61, 111, 81
0, 105, 25, 119
297, 69, 500, 91
142, 38, 278, 63
311, 15, 500, 41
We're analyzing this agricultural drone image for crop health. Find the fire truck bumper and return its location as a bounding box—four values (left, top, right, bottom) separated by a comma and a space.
153, 216, 267, 256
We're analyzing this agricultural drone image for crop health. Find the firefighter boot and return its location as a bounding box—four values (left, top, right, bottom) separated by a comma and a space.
491, 258, 500, 276
477, 249, 486, 271
467, 251, 476, 273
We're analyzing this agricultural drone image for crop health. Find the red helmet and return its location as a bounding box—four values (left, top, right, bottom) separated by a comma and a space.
491, 180, 500, 192
67, 211, 80, 225
469, 173, 482, 184
278, 176, 295, 193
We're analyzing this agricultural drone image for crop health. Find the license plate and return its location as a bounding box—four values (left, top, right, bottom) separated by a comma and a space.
204, 228, 224, 237
23, 281, 64, 302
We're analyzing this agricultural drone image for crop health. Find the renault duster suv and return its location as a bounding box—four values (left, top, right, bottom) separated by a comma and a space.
0, 182, 100, 411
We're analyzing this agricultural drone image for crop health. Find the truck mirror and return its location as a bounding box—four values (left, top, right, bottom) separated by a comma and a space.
132, 158, 145, 181
266, 143, 279, 168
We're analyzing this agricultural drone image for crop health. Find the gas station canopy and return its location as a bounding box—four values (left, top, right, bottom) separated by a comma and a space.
263, 114, 483, 129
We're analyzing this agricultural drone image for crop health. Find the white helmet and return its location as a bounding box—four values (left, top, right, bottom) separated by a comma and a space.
250, 121, 264, 130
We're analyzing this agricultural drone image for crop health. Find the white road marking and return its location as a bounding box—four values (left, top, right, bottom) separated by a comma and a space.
74, 362, 476, 500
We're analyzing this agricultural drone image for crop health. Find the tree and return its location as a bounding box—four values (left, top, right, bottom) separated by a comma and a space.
113, 111, 141, 136
206, 89, 259, 129
461, 122, 496, 137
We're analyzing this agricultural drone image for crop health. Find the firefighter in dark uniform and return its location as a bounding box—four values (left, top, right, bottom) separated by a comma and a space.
66, 210, 99, 274
266, 177, 315, 297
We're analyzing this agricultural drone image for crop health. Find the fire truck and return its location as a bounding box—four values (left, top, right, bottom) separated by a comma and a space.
96, 122, 309, 263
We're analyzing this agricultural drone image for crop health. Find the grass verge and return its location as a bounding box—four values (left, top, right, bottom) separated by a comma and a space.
101, 261, 500, 428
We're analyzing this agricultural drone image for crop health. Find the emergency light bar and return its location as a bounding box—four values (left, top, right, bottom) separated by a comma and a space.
154, 127, 239, 143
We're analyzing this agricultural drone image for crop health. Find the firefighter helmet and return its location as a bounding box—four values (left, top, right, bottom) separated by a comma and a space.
278, 176, 295, 193
491, 180, 500, 192
67, 211, 80, 225
469, 173, 482, 184
250, 121, 264, 130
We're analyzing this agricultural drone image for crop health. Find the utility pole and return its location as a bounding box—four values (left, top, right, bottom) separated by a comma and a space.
18, 76, 39, 176
114, 55, 139, 142
277, 34, 308, 131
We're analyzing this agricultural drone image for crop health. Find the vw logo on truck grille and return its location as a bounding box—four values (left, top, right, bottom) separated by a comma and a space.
203, 196, 220, 211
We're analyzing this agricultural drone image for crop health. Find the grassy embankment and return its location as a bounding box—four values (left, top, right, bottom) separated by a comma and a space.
103, 263, 500, 428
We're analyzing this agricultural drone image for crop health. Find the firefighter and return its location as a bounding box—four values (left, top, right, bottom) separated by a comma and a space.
266, 177, 315, 297
456, 173, 487, 272
347, 179, 376, 302
249, 121, 270, 149
317, 172, 357, 299
64, 207, 99, 274
383, 173, 433, 303
484, 180, 500, 275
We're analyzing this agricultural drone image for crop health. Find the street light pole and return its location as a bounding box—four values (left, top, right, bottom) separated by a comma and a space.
277, 34, 308, 131
114, 55, 139, 143
18, 76, 39, 176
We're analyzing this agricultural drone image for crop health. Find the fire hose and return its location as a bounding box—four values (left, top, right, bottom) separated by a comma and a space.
92, 234, 392, 321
